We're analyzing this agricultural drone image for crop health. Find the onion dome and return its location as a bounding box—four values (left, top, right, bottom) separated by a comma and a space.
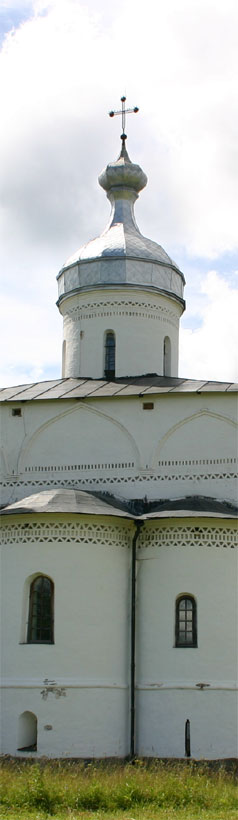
57, 143, 185, 305
98, 141, 147, 194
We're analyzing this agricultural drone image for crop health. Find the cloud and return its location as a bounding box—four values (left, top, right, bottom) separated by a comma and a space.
0, 290, 61, 387
180, 270, 238, 380
0, 0, 237, 385
1, 0, 238, 256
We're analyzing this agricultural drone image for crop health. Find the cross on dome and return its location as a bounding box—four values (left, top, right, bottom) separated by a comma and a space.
109, 95, 139, 143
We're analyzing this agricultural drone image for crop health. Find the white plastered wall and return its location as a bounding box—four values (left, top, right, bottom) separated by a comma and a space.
1, 516, 237, 758
0, 392, 237, 507
136, 519, 238, 759
59, 288, 182, 379
0, 514, 132, 757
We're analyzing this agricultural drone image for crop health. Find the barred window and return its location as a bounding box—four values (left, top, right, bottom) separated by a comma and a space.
104, 331, 115, 379
27, 576, 54, 643
175, 595, 197, 647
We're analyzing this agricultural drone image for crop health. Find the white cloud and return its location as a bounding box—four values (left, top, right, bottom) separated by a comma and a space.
0, 291, 61, 387
180, 271, 238, 380
0, 0, 237, 385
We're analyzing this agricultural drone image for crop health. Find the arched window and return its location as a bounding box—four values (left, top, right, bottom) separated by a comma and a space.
163, 336, 171, 377
18, 711, 37, 751
104, 331, 116, 379
175, 595, 197, 647
27, 576, 54, 643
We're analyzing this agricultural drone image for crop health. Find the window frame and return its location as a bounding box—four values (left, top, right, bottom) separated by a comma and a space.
104, 330, 116, 379
175, 594, 197, 648
27, 575, 54, 644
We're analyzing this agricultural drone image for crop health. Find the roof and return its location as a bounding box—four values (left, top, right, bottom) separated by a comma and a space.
0, 375, 237, 402
61, 144, 181, 274
1, 490, 237, 520
58, 143, 185, 303
0, 490, 132, 518
62, 225, 182, 273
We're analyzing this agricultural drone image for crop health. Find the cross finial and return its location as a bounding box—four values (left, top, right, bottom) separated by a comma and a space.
109, 96, 139, 143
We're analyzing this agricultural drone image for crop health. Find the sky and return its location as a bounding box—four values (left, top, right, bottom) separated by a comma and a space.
0, 0, 238, 386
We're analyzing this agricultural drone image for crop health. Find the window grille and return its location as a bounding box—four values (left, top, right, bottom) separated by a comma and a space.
104, 331, 115, 379
27, 576, 54, 643
175, 595, 197, 647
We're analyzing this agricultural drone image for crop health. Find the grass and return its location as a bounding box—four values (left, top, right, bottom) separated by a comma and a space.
0, 758, 237, 820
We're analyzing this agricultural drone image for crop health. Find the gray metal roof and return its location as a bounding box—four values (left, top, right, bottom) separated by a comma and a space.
1, 490, 237, 520
60, 143, 183, 278
0, 376, 237, 402
0, 490, 132, 518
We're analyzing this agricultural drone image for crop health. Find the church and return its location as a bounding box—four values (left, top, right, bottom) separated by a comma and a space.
0, 109, 237, 759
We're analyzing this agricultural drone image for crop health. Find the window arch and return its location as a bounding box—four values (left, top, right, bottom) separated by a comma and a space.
175, 595, 197, 647
104, 331, 115, 379
27, 575, 54, 644
163, 336, 171, 376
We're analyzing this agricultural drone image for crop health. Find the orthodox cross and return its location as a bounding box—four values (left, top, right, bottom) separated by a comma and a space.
109, 96, 139, 143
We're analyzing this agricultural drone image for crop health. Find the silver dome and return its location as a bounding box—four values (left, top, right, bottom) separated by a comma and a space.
57, 144, 185, 304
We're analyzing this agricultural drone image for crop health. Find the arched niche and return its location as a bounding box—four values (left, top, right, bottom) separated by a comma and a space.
19, 403, 140, 475
152, 411, 236, 469
18, 711, 37, 751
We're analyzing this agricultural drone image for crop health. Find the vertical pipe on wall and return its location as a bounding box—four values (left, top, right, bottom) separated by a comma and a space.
130, 520, 144, 759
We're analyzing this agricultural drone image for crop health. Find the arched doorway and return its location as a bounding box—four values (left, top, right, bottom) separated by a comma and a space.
18, 711, 37, 751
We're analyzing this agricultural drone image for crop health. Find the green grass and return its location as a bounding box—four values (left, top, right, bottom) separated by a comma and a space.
0, 759, 237, 820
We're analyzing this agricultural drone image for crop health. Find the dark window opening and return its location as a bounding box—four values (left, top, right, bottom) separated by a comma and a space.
27, 576, 54, 644
175, 595, 197, 648
12, 408, 22, 416
185, 719, 191, 757
104, 331, 115, 379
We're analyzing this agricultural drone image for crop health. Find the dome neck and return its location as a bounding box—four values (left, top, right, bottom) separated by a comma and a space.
105, 186, 139, 233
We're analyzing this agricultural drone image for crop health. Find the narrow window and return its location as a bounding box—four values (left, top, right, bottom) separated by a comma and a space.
104, 331, 115, 379
175, 595, 197, 647
62, 339, 66, 378
27, 576, 54, 643
18, 711, 37, 751
163, 336, 171, 376
185, 719, 191, 757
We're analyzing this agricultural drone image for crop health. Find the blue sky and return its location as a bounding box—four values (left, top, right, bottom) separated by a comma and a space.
0, 0, 237, 385
0, 3, 29, 42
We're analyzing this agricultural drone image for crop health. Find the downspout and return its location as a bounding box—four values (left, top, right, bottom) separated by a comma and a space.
130, 519, 144, 760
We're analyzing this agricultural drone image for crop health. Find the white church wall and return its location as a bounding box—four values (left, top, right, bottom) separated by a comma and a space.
2, 688, 129, 758
0, 391, 237, 507
1, 515, 237, 758
137, 521, 237, 682
1, 515, 132, 757
59, 288, 182, 379
136, 520, 238, 759
136, 690, 237, 759
18, 403, 140, 478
